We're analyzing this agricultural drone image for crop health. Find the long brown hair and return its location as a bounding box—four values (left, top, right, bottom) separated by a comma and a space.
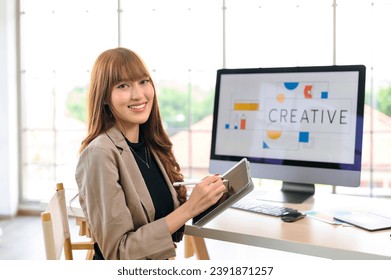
80, 47, 186, 204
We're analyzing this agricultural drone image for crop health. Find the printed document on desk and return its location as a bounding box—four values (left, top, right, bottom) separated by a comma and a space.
333, 212, 391, 231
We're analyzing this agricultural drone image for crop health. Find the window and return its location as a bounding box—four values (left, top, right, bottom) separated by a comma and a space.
19, 0, 117, 200
337, 0, 391, 196
19, 0, 391, 204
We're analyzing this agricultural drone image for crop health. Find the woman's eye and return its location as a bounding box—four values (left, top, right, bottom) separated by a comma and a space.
140, 79, 150, 85
116, 83, 129, 89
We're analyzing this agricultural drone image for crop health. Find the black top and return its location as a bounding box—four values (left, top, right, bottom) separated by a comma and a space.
126, 139, 174, 220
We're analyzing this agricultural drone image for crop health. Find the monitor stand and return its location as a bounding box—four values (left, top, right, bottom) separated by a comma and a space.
262, 182, 315, 204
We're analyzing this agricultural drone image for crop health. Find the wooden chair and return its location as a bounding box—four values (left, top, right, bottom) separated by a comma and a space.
41, 183, 94, 260
184, 235, 210, 260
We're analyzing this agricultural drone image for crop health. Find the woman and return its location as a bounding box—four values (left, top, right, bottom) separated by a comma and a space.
75, 47, 226, 260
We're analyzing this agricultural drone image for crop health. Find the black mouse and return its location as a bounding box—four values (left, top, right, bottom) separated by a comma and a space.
280, 210, 306, 222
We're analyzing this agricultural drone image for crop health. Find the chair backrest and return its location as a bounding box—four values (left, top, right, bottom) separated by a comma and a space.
41, 182, 93, 260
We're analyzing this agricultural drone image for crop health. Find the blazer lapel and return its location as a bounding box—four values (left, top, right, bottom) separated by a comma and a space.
106, 126, 155, 222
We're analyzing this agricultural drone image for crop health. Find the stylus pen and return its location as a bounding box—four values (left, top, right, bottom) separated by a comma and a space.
173, 179, 228, 187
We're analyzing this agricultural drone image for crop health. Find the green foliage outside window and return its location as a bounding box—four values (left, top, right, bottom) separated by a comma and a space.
376, 86, 391, 117
157, 86, 214, 130
365, 86, 391, 117
66, 86, 87, 122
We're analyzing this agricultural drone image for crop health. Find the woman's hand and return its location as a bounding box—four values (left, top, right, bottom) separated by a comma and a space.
165, 175, 226, 234
186, 175, 227, 217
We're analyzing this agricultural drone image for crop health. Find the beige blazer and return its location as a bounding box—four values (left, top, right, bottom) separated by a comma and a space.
75, 126, 181, 260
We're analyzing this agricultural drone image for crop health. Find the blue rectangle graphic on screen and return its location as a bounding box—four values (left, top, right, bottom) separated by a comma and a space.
299, 132, 309, 143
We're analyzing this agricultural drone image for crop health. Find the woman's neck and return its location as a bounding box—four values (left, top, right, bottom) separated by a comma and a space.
115, 122, 140, 143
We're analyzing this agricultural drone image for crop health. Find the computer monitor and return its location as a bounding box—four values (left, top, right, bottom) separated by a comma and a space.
209, 65, 366, 203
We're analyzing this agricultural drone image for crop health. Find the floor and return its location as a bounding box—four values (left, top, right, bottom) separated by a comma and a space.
0, 215, 317, 260
0, 215, 48, 260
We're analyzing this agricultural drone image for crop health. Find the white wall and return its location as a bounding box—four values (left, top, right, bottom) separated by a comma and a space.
0, 0, 19, 216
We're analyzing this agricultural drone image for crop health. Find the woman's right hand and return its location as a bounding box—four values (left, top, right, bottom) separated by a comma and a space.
186, 175, 227, 217
165, 175, 227, 234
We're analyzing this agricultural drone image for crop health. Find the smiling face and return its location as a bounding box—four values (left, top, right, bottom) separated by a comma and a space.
111, 77, 154, 142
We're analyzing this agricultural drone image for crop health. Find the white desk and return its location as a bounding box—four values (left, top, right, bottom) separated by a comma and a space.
52, 189, 391, 260
184, 191, 391, 260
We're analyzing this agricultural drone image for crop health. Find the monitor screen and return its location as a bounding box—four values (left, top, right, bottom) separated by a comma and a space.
209, 65, 366, 203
